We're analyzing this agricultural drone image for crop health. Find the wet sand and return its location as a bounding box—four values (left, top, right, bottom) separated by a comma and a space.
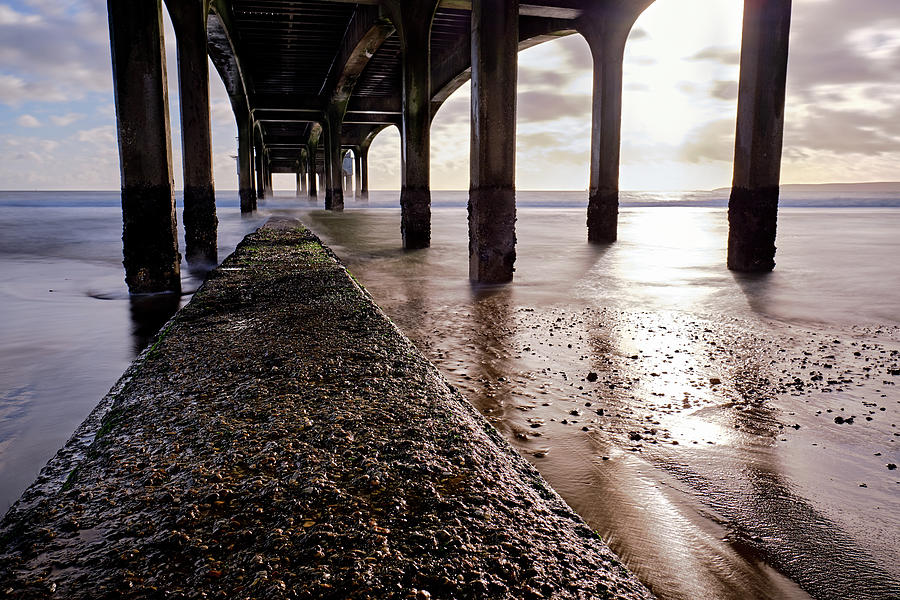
296, 203, 900, 600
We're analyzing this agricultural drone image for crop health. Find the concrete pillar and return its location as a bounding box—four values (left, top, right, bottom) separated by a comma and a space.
108, 0, 180, 294
324, 112, 344, 211
265, 160, 273, 196
167, 0, 216, 265
360, 144, 369, 199
581, 22, 628, 244
236, 109, 255, 212
299, 152, 308, 195
468, 0, 518, 283
728, 0, 792, 272
354, 150, 362, 198
254, 134, 266, 201
308, 144, 318, 197
387, 0, 440, 248
342, 150, 352, 192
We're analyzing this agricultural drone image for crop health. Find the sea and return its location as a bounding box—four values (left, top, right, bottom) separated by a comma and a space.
1, 189, 898, 600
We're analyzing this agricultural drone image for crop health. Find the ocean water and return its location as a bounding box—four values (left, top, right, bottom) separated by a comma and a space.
1, 189, 899, 600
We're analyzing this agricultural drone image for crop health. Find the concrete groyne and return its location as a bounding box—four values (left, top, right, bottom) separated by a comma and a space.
0, 218, 652, 600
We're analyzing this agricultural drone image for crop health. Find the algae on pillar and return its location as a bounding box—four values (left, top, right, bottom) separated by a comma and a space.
728, 0, 792, 272
108, 0, 180, 294
468, 0, 518, 283
166, 0, 217, 265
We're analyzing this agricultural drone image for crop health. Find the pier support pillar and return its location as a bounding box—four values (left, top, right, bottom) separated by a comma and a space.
298, 151, 308, 196
236, 109, 255, 212
728, 0, 792, 272
108, 0, 180, 293
324, 113, 344, 211
386, 0, 440, 248
254, 131, 266, 201
359, 143, 369, 199
579, 16, 630, 243
308, 144, 318, 198
167, 0, 216, 265
354, 150, 362, 198
468, 0, 518, 282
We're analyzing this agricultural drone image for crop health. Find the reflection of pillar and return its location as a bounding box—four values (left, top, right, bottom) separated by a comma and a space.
237, 109, 255, 212
581, 18, 628, 244
324, 111, 343, 211
728, 0, 792, 272
307, 144, 318, 197
468, 0, 518, 283
387, 0, 440, 248
108, 0, 180, 293
168, 0, 216, 265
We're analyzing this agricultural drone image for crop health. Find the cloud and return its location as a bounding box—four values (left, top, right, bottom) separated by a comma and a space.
690, 47, 740, 65
710, 80, 737, 101
678, 118, 736, 163
75, 125, 116, 146
517, 90, 590, 122
519, 66, 569, 90
0, 73, 27, 105
49, 112, 83, 126
16, 114, 40, 127
0, 4, 42, 25
629, 28, 649, 41
0, 0, 111, 106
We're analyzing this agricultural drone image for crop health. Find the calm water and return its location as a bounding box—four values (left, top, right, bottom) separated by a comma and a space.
1, 190, 899, 600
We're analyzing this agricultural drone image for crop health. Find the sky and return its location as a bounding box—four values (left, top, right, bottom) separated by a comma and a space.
0, 0, 897, 192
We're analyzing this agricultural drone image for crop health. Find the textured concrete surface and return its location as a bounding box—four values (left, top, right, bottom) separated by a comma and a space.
0, 218, 653, 600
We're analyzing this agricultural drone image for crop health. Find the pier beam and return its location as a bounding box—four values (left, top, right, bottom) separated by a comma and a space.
324, 112, 344, 211
468, 0, 518, 282
386, 0, 440, 248
236, 109, 255, 212
308, 143, 318, 198
728, 0, 792, 272
108, 0, 180, 293
579, 15, 630, 244
167, 0, 216, 265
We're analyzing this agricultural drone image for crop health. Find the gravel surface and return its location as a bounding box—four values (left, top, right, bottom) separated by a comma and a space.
0, 218, 654, 600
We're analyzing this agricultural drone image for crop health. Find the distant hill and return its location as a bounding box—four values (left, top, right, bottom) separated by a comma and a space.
712, 182, 900, 193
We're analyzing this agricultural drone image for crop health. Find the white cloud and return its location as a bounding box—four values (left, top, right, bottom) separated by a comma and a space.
16, 114, 40, 127
49, 112, 83, 126
0, 73, 26, 105
0, 4, 42, 25
75, 125, 116, 146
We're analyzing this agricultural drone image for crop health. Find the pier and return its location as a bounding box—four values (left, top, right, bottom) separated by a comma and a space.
0, 219, 653, 599
107, 0, 792, 292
